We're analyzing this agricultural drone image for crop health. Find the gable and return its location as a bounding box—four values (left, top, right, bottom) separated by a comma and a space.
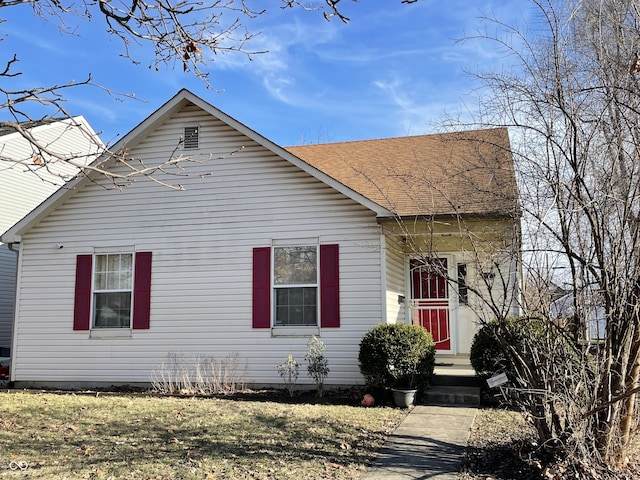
1, 90, 389, 244
18, 101, 376, 247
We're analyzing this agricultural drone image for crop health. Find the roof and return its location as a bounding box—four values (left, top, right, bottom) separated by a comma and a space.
1, 91, 518, 245
286, 128, 518, 217
0, 119, 61, 137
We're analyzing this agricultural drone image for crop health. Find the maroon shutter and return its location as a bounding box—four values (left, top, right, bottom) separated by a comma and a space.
132, 252, 152, 329
73, 255, 93, 330
320, 244, 340, 328
253, 247, 271, 328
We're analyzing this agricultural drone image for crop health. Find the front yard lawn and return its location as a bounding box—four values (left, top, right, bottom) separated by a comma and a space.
0, 391, 405, 479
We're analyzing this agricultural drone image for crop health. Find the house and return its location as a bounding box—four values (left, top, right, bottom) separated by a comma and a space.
0, 118, 103, 357
1, 89, 520, 388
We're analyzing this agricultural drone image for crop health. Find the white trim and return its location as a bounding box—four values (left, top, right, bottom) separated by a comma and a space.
271, 326, 320, 337
271, 244, 319, 328
379, 230, 388, 324
94, 245, 135, 254
9, 244, 23, 380
272, 237, 318, 246
89, 328, 132, 339
91, 252, 135, 330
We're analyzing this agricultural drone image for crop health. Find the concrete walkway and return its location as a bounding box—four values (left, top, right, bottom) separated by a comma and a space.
362, 405, 477, 480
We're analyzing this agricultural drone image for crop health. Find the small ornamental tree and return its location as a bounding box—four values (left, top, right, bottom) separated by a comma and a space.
304, 335, 330, 397
358, 323, 435, 391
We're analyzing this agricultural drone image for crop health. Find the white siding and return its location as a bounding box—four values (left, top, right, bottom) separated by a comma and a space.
12, 104, 384, 387
384, 235, 406, 324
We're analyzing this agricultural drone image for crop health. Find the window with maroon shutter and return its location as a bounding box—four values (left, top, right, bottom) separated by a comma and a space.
73, 255, 93, 330
252, 247, 271, 328
132, 252, 152, 329
320, 244, 340, 328
252, 244, 340, 329
73, 251, 152, 330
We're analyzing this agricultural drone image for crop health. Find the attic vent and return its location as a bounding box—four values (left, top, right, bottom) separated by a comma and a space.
183, 126, 199, 149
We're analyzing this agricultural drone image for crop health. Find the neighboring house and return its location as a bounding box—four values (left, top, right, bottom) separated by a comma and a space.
0, 118, 103, 356
551, 292, 606, 342
1, 89, 520, 388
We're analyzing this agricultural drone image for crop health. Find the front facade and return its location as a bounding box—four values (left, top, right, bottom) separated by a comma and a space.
2, 90, 520, 388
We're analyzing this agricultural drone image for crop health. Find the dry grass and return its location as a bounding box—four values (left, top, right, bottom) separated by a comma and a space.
461, 408, 640, 479
460, 408, 541, 479
0, 391, 406, 479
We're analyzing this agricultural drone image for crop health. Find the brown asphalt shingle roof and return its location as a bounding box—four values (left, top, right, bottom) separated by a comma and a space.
286, 127, 518, 217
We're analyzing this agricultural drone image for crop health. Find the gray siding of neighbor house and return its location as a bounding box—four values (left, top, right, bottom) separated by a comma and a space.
0, 118, 101, 355
0, 244, 16, 353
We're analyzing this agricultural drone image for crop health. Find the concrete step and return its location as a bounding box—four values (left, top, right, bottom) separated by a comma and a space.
433, 356, 483, 388
431, 373, 483, 388
422, 385, 481, 407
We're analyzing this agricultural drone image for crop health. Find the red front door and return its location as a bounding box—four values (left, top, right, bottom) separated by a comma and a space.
410, 258, 451, 351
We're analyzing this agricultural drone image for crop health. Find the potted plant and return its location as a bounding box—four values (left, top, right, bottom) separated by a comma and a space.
390, 386, 417, 408
388, 339, 422, 407
358, 323, 435, 408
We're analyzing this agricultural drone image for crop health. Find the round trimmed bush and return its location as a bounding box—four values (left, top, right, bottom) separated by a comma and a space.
358, 323, 435, 391
469, 321, 511, 378
470, 316, 573, 379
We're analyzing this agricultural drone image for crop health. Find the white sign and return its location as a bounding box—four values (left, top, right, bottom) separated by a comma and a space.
487, 372, 509, 388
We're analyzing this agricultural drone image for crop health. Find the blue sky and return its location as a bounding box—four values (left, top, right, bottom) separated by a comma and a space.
2, 1, 525, 147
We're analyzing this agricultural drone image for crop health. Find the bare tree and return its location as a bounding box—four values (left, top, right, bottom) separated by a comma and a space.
0, 0, 417, 186
443, 0, 640, 474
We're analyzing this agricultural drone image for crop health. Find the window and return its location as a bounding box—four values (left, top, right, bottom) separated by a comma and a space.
252, 244, 340, 329
73, 252, 152, 331
183, 126, 199, 149
273, 246, 318, 326
93, 253, 133, 328
457, 263, 468, 305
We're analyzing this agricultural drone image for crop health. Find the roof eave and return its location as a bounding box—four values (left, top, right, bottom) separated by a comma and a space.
377, 209, 521, 222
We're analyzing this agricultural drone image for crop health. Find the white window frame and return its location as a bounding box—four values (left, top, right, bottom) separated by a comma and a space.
92, 252, 134, 330
272, 240, 319, 329
457, 262, 469, 306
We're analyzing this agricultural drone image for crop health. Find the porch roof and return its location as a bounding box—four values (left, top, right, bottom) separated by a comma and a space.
286, 128, 518, 218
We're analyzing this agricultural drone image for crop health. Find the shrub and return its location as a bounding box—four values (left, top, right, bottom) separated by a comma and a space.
469, 321, 511, 378
358, 323, 435, 391
470, 316, 579, 380
276, 354, 299, 397
304, 336, 330, 397
150, 352, 247, 395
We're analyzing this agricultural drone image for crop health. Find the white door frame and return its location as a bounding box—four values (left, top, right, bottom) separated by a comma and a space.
405, 254, 458, 354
